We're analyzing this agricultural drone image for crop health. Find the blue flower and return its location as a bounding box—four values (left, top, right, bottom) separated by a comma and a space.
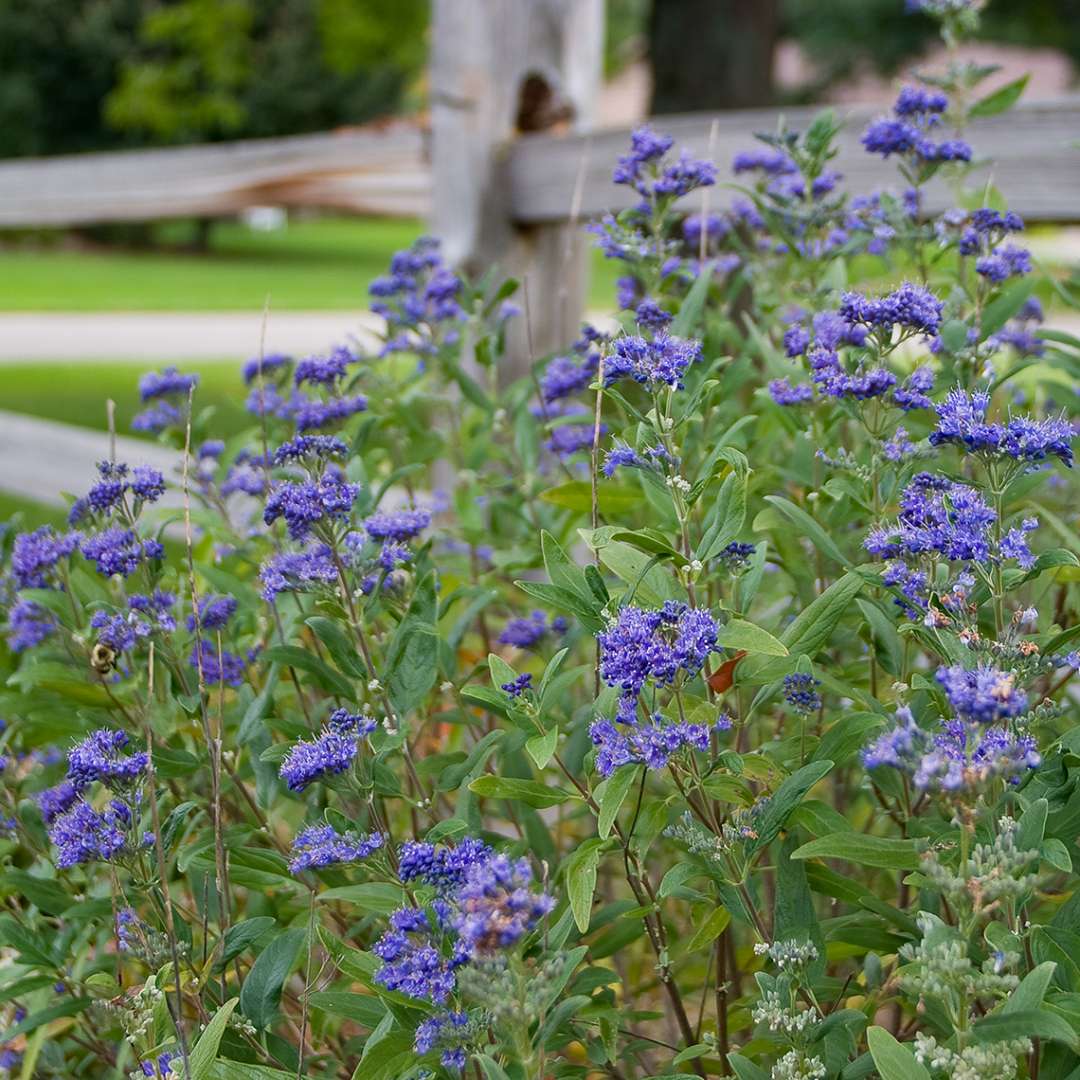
604, 332, 703, 390
260, 544, 338, 602
451, 854, 554, 952
81, 528, 163, 578
783, 673, 822, 713
768, 378, 814, 406
363, 507, 432, 542
294, 346, 352, 387
278, 729, 360, 791
66, 730, 149, 790
936, 664, 1028, 724
186, 595, 237, 633
288, 824, 385, 874
241, 352, 291, 384
272, 435, 348, 465
498, 610, 564, 648
139, 367, 198, 402
264, 477, 360, 541
48, 799, 132, 868
930, 387, 1075, 467
500, 673, 532, 698
598, 602, 719, 724
189, 640, 246, 687
10, 526, 81, 589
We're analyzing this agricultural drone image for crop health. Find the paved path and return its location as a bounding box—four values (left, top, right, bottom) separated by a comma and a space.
0, 409, 181, 509
0, 311, 381, 362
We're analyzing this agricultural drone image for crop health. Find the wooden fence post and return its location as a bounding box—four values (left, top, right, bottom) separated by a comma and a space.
430, 0, 604, 367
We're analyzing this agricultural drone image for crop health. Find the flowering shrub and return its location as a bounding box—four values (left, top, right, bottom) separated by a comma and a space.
1, 4, 1079, 1079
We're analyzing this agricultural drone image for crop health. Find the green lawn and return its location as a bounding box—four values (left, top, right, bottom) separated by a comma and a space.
0, 360, 248, 439
0, 216, 620, 312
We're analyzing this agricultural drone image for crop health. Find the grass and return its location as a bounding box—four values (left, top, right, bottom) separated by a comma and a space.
0, 216, 621, 312
0, 360, 250, 440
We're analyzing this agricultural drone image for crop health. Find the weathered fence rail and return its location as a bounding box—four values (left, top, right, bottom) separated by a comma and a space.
508, 98, 1080, 225
0, 123, 429, 227
2, 101, 1077, 232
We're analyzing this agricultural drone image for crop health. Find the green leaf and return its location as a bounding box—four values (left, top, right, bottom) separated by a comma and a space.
867, 1026, 931, 1080
0, 871, 72, 916
1004, 962, 1057, 1014
717, 618, 788, 657
219, 917, 275, 969
540, 480, 641, 516
1017, 798, 1049, 851
240, 928, 306, 1029
308, 991, 386, 1027
386, 571, 439, 719
526, 726, 558, 770
974, 1008, 1079, 1051
938, 318, 970, 354
566, 839, 605, 933
468, 775, 574, 808
598, 765, 638, 839
969, 74, 1028, 117
763, 495, 848, 567
305, 616, 367, 678
812, 713, 884, 767
671, 258, 715, 337
541, 530, 589, 598
982, 277, 1035, 338
514, 581, 604, 627
727, 1053, 769, 1080
749, 760, 833, 853
0, 998, 91, 1043
682, 907, 730, 956
189, 998, 239, 1080
791, 832, 920, 870
315, 883, 405, 913
744, 572, 863, 683
697, 467, 748, 560
476, 1056, 513, 1080
0, 916, 57, 969
261, 646, 356, 701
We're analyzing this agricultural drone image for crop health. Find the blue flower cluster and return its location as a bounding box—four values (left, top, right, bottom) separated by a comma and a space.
45, 728, 150, 869
605, 331, 703, 390
132, 366, 198, 432
277, 708, 377, 794
783, 673, 822, 713
863, 683, 1039, 793
259, 543, 337, 603
370, 838, 552, 1068
288, 823, 385, 874
930, 388, 1075, 468
590, 712, 731, 777
66, 729, 148, 790
263, 476, 360, 541
866, 472, 1041, 613
186, 594, 237, 632
862, 87, 972, 166
80, 527, 164, 579
368, 236, 465, 355
497, 610, 567, 648
69, 461, 165, 525
613, 125, 716, 203
598, 601, 719, 724
10, 526, 81, 589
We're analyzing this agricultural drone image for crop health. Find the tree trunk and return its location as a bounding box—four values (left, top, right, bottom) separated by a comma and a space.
649, 0, 779, 114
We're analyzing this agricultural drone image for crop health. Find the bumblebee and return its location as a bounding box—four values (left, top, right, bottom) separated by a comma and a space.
90, 641, 118, 675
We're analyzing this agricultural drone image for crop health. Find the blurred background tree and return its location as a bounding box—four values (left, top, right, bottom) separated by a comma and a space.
0, 0, 426, 158
641, 0, 1080, 112
0, 0, 1073, 159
